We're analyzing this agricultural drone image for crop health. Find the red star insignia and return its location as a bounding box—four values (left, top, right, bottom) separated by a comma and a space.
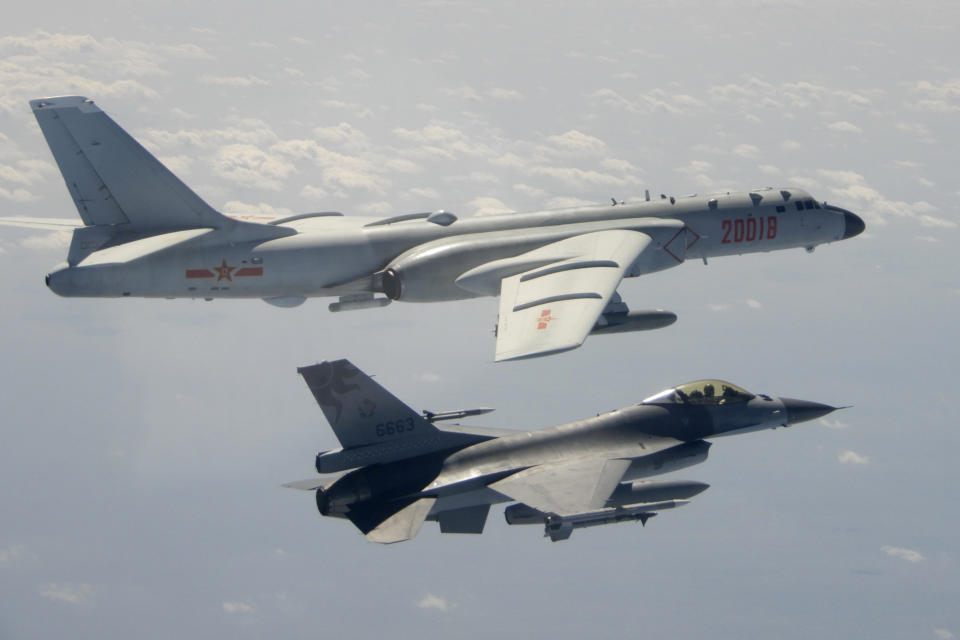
213, 259, 236, 282
536, 308, 555, 330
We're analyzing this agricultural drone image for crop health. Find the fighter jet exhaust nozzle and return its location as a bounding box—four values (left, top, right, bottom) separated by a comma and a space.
780, 398, 839, 426
315, 487, 331, 515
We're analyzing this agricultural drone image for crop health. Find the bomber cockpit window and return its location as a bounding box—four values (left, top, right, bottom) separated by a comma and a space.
643, 380, 755, 405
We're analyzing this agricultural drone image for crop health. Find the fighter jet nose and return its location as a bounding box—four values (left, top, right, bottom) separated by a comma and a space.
842, 211, 865, 239
45, 273, 51, 288
780, 398, 838, 425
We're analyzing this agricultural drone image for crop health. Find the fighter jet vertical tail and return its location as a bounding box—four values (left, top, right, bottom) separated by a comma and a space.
298, 360, 497, 474
30, 96, 232, 232
299, 359, 439, 449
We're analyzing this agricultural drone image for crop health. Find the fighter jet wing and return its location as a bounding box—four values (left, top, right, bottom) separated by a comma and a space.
493, 229, 653, 361
0, 216, 82, 230
489, 457, 632, 516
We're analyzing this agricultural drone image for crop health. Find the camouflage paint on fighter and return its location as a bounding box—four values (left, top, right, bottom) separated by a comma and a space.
285, 359, 842, 542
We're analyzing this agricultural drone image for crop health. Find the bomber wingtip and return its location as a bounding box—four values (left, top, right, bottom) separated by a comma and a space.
29, 96, 97, 112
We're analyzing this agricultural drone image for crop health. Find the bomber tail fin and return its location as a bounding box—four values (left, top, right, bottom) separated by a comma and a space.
31, 96, 232, 232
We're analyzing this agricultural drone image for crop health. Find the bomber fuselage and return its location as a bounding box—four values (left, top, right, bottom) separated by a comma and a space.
45, 187, 862, 301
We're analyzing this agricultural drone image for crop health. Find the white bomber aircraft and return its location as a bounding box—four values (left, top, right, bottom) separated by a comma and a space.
1, 96, 865, 361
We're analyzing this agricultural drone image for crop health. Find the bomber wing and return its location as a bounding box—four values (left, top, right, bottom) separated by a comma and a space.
490, 229, 661, 361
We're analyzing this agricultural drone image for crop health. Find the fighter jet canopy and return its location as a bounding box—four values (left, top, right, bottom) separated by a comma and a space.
642, 380, 755, 406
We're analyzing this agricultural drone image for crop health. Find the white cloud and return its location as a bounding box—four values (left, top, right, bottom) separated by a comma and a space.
934, 629, 955, 640
300, 185, 329, 202
221, 201, 293, 218
528, 166, 635, 189
882, 545, 924, 563
416, 593, 452, 612
0, 159, 53, 185
896, 122, 936, 144
827, 121, 863, 134
0, 31, 212, 113
393, 123, 493, 158
41, 582, 94, 605
545, 196, 595, 209
909, 79, 960, 112
838, 450, 870, 465
358, 201, 392, 215
780, 139, 803, 152
143, 119, 280, 149
488, 88, 523, 100
819, 417, 849, 429
0, 186, 37, 202
407, 187, 440, 200
198, 74, 269, 87
732, 144, 760, 158
222, 601, 255, 614
441, 85, 482, 101
212, 144, 297, 191
470, 197, 514, 217
546, 130, 607, 154
157, 155, 194, 177
817, 170, 955, 228
513, 183, 547, 199
745, 298, 762, 309
419, 373, 441, 383
385, 158, 421, 174
601, 158, 641, 174
313, 122, 371, 150
19, 231, 71, 250
0, 545, 25, 565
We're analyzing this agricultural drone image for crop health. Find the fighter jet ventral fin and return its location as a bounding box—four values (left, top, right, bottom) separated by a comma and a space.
362, 497, 437, 544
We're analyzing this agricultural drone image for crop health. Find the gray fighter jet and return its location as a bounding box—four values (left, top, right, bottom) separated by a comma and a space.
285, 359, 840, 542
1, 96, 865, 360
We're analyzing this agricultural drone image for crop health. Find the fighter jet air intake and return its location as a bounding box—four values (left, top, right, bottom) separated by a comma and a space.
0, 96, 865, 360
284, 359, 841, 543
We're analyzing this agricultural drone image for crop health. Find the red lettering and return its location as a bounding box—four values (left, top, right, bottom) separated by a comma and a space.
746, 217, 757, 241
767, 216, 778, 239
721, 219, 732, 243
734, 219, 745, 242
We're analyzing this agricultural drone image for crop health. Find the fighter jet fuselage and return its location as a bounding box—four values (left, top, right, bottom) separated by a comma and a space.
288, 361, 839, 542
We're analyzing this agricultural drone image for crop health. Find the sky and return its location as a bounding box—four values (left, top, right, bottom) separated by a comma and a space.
0, 1, 958, 638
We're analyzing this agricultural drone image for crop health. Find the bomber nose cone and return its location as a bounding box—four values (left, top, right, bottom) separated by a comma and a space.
842, 211, 865, 239
780, 398, 838, 425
